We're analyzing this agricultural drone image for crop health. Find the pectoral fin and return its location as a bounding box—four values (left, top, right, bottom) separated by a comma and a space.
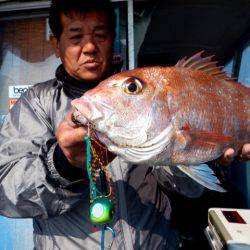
177, 164, 226, 192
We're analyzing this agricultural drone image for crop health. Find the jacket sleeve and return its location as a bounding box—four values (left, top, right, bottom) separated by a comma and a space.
153, 166, 204, 198
0, 89, 87, 219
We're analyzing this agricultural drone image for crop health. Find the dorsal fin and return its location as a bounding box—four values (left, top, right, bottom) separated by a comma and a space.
175, 51, 235, 82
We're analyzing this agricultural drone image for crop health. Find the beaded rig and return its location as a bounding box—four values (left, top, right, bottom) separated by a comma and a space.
84, 127, 115, 249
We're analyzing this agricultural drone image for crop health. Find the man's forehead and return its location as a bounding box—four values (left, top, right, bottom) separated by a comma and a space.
60, 11, 109, 31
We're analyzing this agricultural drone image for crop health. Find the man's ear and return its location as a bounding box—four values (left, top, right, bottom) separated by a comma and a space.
50, 35, 60, 58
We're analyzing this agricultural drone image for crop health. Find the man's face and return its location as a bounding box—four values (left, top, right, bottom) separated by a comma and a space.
53, 11, 114, 82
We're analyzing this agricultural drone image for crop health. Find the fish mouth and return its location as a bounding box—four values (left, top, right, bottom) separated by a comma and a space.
72, 96, 114, 124
72, 109, 88, 126
71, 110, 118, 147
72, 115, 149, 150
71, 98, 151, 149
75, 118, 140, 150
72, 109, 147, 149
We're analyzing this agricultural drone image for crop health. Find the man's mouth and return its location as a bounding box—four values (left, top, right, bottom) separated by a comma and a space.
82, 59, 101, 70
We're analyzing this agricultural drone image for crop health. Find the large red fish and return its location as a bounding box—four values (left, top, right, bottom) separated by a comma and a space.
72, 52, 250, 192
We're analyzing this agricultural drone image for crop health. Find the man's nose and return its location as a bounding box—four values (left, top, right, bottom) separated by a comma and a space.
81, 35, 97, 53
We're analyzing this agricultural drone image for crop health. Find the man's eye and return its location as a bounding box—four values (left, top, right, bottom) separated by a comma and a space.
94, 33, 107, 41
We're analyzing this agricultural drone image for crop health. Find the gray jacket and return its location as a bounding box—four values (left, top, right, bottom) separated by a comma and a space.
0, 66, 202, 250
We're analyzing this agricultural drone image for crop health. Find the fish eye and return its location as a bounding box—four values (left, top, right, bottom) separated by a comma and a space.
122, 77, 143, 95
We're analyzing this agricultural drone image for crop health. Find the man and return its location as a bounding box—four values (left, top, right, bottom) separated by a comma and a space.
0, 0, 249, 249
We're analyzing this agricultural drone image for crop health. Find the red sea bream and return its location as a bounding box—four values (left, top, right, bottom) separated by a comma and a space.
72, 52, 250, 192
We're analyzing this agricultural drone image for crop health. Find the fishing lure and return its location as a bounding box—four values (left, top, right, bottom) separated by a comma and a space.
84, 135, 115, 249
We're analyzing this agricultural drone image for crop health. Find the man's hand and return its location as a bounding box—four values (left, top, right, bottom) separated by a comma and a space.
57, 109, 87, 168
221, 144, 250, 164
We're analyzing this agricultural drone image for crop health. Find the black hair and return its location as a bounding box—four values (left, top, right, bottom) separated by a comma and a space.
49, 0, 116, 39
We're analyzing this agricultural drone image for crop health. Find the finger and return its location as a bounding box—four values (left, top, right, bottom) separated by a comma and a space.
242, 144, 250, 156
239, 144, 250, 161
57, 121, 87, 147
65, 126, 87, 146
224, 148, 235, 160
218, 148, 235, 165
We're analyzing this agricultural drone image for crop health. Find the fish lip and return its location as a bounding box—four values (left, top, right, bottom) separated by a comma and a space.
72, 98, 107, 124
